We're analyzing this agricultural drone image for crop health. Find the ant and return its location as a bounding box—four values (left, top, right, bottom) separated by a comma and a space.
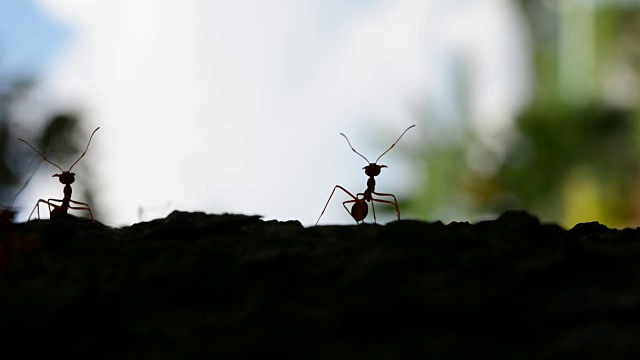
18, 127, 100, 222
316, 124, 415, 225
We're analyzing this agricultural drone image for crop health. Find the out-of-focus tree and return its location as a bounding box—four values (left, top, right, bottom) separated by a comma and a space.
398, 1, 640, 228
0, 75, 100, 220
0, 78, 36, 205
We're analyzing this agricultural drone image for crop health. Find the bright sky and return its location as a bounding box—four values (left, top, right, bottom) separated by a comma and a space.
7, 0, 532, 226
0, 0, 69, 76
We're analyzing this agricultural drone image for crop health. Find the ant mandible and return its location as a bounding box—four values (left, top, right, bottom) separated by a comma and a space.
18, 127, 100, 221
316, 124, 415, 225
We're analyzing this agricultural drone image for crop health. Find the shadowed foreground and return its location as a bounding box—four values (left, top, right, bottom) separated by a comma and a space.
1, 210, 639, 359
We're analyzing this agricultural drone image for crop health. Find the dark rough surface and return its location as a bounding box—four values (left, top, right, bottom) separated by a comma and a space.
2, 210, 640, 359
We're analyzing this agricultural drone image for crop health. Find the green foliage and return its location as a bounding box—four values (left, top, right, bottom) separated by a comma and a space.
503, 103, 640, 226
397, 3, 640, 228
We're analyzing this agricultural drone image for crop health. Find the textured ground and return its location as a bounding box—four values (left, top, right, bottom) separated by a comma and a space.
1, 210, 640, 359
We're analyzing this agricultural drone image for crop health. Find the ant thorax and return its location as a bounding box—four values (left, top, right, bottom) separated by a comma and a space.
366, 177, 376, 189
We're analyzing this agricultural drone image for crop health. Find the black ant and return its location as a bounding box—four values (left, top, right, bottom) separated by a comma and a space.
316, 125, 415, 225
18, 127, 100, 221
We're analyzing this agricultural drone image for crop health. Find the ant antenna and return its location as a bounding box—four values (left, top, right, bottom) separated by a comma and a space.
68, 127, 100, 171
18, 127, 100, 173
375, 124, 416, 164
340, 133, 370, 164
18, 138, 64, 173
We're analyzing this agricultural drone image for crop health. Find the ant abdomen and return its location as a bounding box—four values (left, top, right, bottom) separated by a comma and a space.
351, 201, 368, 222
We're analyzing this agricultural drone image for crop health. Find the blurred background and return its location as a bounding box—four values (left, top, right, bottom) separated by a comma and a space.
1, 0, 640, 228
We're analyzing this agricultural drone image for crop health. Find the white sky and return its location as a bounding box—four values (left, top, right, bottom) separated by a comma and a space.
13, 0, 532, 226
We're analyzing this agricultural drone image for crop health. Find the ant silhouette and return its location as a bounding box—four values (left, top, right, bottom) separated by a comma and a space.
18, 127, 100, 221
316, 124, 415, 225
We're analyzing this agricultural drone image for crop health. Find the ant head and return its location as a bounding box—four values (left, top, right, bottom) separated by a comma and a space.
53, 171, 75, 185
363, 163, 387, 177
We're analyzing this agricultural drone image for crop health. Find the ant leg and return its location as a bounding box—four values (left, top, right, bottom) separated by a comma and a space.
27, 202, 39, 222
341, 198, 363, 224
69, 199, 95, 221
373, 192, 400, 220
47, 199, 56, 216
68, 206, 93, 220
46, 198, 66, 218
316, 185, 358, 225
371, 197, 377, 224
367, 197, 396, 223
28, 199, 61, 222
371, 197, 401, 221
